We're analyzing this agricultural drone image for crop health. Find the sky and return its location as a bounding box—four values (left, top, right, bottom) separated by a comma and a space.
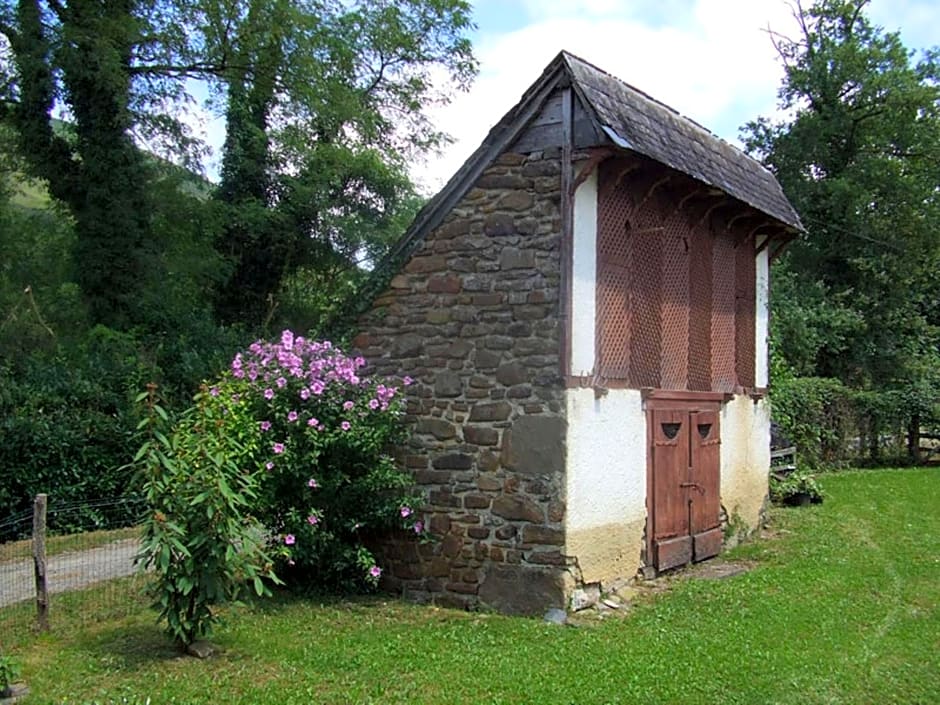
187, 0, 940, 193
408, 0, 940, 193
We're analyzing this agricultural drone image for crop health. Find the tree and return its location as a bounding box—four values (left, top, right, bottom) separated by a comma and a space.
0, 0, 476, 329
205, 0, 475, 325
743, 0, 940, 457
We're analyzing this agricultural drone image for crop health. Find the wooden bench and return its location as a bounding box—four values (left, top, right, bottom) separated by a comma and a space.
770, 446, 797, 480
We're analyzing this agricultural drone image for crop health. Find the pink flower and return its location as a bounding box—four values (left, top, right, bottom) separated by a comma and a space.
413, 520, 424, 534
300, 388, 311, 400
350, 375, 360, 385
284, 534, 295, 545
307, 417, 319, 428
265, 461, 274, 471
368, 398, 380, 410
273, 442, 285, 454
369, 565, 382, 578
403, 376, 413, 386
340, 421, 351, 431
233, 369, 245, 379
209, 386, 220, 397
343, 400, 354, 411
400, 506, 412, 518
264, 388, 274, 400
276, 377, 287, 388
307, 514, 318, 525
281, 330, 294, 350
287, 411, 299, 423
288, 559, 296, 566
355, 356, 366, 367
307, 478, 318, 488
260, 420, 272, 432
311, 381, 325, 395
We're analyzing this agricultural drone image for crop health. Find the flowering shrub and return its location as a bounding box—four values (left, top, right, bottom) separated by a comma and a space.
208, 331, 420, 590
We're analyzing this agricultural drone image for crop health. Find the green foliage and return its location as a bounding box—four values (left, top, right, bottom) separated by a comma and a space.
769, 470, 825, 505
180, 332, 421, 592
0, 653, 20, 690
770, 375, 855, 467
209, 0, 476, 326
745, 0, 940, 464
135, 385, 280, 647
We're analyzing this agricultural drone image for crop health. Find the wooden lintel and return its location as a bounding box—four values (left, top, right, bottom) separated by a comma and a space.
677, 185, 708, 211
636, 175, 672, 211
754, 235, 773, 256
726, 211, 760, 232
571, 147, 614, 194
559, 86, 574, 379
612, 160, 642, 189
694, 198, 731, 230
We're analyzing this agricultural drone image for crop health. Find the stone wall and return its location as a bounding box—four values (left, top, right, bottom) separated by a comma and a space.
354, 150, 570, 614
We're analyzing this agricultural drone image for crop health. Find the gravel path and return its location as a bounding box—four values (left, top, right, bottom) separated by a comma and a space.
0, 538, 141, 608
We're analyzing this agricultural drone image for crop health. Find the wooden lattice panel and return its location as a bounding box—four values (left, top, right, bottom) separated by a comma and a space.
660, 211, 690, 390
596, 161, 635, 379
735, 231, 756, 388
594, 157, 760, 393
710, 230, 737, 392
628, 221, 663, 388
688, 229, 713, 391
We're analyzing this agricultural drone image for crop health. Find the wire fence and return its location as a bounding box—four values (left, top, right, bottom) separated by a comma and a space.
0, 495, 150, 638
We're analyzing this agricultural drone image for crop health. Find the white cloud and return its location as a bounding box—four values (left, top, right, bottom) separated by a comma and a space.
414, 0, 803, 193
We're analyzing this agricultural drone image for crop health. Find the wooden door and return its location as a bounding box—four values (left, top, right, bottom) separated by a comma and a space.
650, 407, 721, 571
690, 410, 722, 561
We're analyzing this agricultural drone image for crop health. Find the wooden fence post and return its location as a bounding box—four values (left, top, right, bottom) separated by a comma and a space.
33, 493, 49, 632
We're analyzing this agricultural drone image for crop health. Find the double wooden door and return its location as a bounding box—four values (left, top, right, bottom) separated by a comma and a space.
649, 407, 722, 572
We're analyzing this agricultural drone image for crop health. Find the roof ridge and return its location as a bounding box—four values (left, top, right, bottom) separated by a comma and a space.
559, 50, 780, 181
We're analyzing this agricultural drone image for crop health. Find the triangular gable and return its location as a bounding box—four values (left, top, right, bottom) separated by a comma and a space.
387, 50, 802, 267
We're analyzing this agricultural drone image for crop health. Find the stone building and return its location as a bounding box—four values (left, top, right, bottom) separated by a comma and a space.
354, 52, 803, 614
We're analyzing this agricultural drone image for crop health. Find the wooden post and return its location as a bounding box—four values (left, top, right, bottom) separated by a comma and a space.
33, 493, 49, 632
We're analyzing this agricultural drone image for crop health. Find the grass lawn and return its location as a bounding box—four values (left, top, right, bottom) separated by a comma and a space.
2, 467, 937, 705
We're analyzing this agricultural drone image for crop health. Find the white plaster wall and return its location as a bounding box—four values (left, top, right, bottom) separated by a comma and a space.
720, 395, 771, 529
755, 241, 770, 388
565, 388, 647, 585
570, 171, 598, 376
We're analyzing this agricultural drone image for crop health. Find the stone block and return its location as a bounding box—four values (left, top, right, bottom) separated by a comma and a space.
464, 493, 492, 510
477, 474, 502, 491
436, 218, 470, 239
498, 191, 534, 211
483, 212, 515, 236
404, 255, 447, 273
393, 334, 423, 357
469, 401, 512, 422
501, 416, 565, 476
500, 247, 536, 270
434, 370, 463, 397
492, 495, 543, 523
415, 418, 456, 440
428, 274, 462, 294
432, 453, 474, 470
496, 362, 528, 386
478, 565, 566, 615
522, 525, 564, 545
462, 426, 499, 446
569, 584, 601, 612
429, 514, 451, 535
473, 349, 502, 369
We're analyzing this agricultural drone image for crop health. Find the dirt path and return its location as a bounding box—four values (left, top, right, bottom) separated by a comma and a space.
0, 538, 141, 608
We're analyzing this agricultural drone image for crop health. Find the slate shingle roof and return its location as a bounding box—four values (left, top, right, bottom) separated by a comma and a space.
563, 52, 803, 231
387, 50, 802, 263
